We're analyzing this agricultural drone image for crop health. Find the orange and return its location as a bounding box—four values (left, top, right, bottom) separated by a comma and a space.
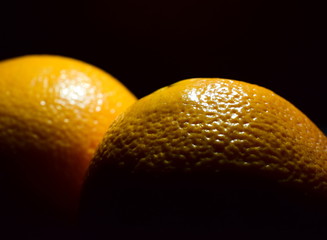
80, 78, 327, 238
0, 55, 136, 226
89, 78, 326, 192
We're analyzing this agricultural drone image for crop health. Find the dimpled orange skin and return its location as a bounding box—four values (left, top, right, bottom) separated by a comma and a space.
91, 78, 327, 196
0, 55, 136, 218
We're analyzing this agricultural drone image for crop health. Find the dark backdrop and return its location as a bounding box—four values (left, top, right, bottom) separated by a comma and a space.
1, 0, 326, 132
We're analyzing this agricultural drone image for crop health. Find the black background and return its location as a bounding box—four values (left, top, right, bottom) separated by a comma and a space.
0, 0, 326, 132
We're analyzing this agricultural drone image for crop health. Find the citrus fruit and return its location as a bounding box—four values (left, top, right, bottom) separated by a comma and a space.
80, 78, 327, 239
0, 55, 136, 228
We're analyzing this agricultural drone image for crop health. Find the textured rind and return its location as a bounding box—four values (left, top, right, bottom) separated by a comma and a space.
92, 78, 327, 195
0, 55, 136, 215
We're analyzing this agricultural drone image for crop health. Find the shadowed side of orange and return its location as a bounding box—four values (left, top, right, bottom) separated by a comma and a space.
0, 55, 136, 228
80, 78, 327, 239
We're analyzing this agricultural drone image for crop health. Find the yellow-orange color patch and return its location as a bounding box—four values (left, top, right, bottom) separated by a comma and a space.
0, 55, 136, 218
91, 78, 326, 195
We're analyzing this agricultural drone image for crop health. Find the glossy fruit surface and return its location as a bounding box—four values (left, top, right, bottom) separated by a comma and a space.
91, 78, 326, 191
0, 55, 136, 231
81, 78, 326, 239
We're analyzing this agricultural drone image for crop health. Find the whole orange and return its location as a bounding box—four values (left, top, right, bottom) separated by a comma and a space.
0, 55, 136, 230
80, 78, 327, 239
